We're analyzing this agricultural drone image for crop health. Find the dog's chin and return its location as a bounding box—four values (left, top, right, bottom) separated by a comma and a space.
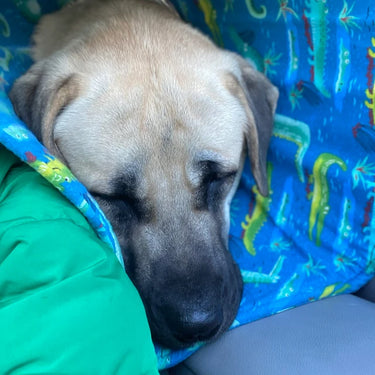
152, 325, 222, 350
149, 300, 241, 349
140, 259, 244, 349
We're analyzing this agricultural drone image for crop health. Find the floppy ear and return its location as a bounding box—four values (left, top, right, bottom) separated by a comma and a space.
9, 62, 81, 162
232, 56, 279, 196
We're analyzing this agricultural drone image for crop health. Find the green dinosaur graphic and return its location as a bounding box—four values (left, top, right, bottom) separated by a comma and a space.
0, 14, 10, 37
304, 0, 331, 98
308, 153, 347, 246
287, 29, 299, 76
337, 197, 352, 243
319, 282, 351, 299
242, 255, 285, 284
277, 272, 299, 299
245, 0, 267, 19
365, 79, 375, 115
30, 156, 75, 192
197, 0, 223, 47
335, 38, 351, 94
242, 163, 273, 256
273, 114, 311, 183
0, 47, 13, 72
3, 124, 29, 139
368, 36, 375, 59
276, 192, 289, 226
224, 0, 234, 13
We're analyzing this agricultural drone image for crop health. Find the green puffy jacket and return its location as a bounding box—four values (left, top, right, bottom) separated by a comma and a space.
0, 145, 159, 374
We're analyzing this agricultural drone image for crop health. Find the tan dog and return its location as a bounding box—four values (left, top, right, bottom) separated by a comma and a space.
10, 0, 278, 349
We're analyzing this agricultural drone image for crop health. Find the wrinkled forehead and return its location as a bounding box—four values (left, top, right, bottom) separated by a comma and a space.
109, 71, 246, 150
56, 69, 247, 190
105, 86, 245, 166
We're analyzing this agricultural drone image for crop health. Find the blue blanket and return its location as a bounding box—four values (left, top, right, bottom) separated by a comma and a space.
0, 0, 374, 370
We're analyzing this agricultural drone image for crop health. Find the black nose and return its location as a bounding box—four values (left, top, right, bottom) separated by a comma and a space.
144, 253, 243, 348
166, 308, 223, 344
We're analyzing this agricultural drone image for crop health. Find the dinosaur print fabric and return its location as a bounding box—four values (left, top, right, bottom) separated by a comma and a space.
0, 0, 374, 370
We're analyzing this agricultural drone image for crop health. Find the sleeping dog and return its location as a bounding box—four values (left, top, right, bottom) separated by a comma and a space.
10, 0, 278, 349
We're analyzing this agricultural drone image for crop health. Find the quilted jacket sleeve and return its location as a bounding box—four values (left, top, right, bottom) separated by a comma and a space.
0, 145, 159, 375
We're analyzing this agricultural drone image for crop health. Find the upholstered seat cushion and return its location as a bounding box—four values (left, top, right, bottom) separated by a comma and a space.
170, 293, 375, 375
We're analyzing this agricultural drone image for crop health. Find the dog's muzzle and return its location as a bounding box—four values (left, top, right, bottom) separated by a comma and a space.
136, 248, 243, 349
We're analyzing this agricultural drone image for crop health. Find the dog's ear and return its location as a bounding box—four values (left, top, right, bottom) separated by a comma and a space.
9, 63, 81, 162
230, 56, 279, 196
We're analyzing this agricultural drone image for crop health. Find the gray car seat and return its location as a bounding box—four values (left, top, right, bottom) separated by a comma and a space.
168, 277, 375, 375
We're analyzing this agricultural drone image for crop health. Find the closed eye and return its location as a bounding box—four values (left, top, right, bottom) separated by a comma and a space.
202, 169, 237, 184
91, 191, 134, 202
91, 191, 152, 222
194, 160, 238, 211
198, 159, 237, 184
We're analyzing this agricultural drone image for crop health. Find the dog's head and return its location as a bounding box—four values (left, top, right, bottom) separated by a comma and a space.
10, 38, 278, 348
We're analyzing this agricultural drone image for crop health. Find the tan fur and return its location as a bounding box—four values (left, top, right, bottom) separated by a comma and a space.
10, 0, 279, 348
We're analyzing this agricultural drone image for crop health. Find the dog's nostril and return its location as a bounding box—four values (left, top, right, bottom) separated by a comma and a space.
173, 310, 223, 343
